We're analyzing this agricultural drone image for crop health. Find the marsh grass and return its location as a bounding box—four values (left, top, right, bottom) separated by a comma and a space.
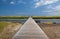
0, 16, 60, 19
0, 21, 9, 32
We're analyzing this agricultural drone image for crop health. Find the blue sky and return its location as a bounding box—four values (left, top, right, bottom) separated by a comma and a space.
0, 0, 60, 16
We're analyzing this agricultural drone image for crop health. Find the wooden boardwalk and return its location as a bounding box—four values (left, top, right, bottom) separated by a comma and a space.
12, 17, 49, 39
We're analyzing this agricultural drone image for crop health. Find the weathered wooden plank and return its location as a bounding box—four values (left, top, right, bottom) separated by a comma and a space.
12, 17, 49, 39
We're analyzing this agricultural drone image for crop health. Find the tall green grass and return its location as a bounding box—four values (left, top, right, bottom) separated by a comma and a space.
0, 16, 60, 19
0, 21, 9, 32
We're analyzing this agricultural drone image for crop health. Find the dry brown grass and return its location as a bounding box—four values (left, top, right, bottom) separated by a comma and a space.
0, 22, 22, 39
0, 22, 60, 39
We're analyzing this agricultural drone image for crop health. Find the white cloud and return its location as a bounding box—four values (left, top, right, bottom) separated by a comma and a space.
34, 0, 43, 8
42, 5, 60, 16
18, 0, 26, 4
34, 0, 40, 2
54, 5, 60, 11
34, 2, 42, 8
34, 0, 59, 8
47, 5, 60, 11
10, 1, 15, 4
10, 0, 26, 5
44, 0, 58, 5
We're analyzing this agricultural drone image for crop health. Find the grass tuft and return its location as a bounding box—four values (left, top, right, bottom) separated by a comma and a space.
0, 21, 9, 32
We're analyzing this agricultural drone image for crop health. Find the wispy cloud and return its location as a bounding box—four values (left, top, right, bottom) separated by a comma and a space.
44, 0, 58, 5
42, 5, 60, 16
10, 1, 15, 4
17, 0, 26, 4
54, 5, 60, 11
34, 0, 40, 2
2, 0, 26, 5
47, 5, 60, 11
34, 0, 59, 8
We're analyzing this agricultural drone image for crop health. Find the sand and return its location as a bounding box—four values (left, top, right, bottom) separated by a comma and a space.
38, 23, 60, 39
0, 22, 60, 39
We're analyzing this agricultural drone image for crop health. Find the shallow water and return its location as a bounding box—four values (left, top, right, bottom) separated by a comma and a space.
0, 19, 60, 23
